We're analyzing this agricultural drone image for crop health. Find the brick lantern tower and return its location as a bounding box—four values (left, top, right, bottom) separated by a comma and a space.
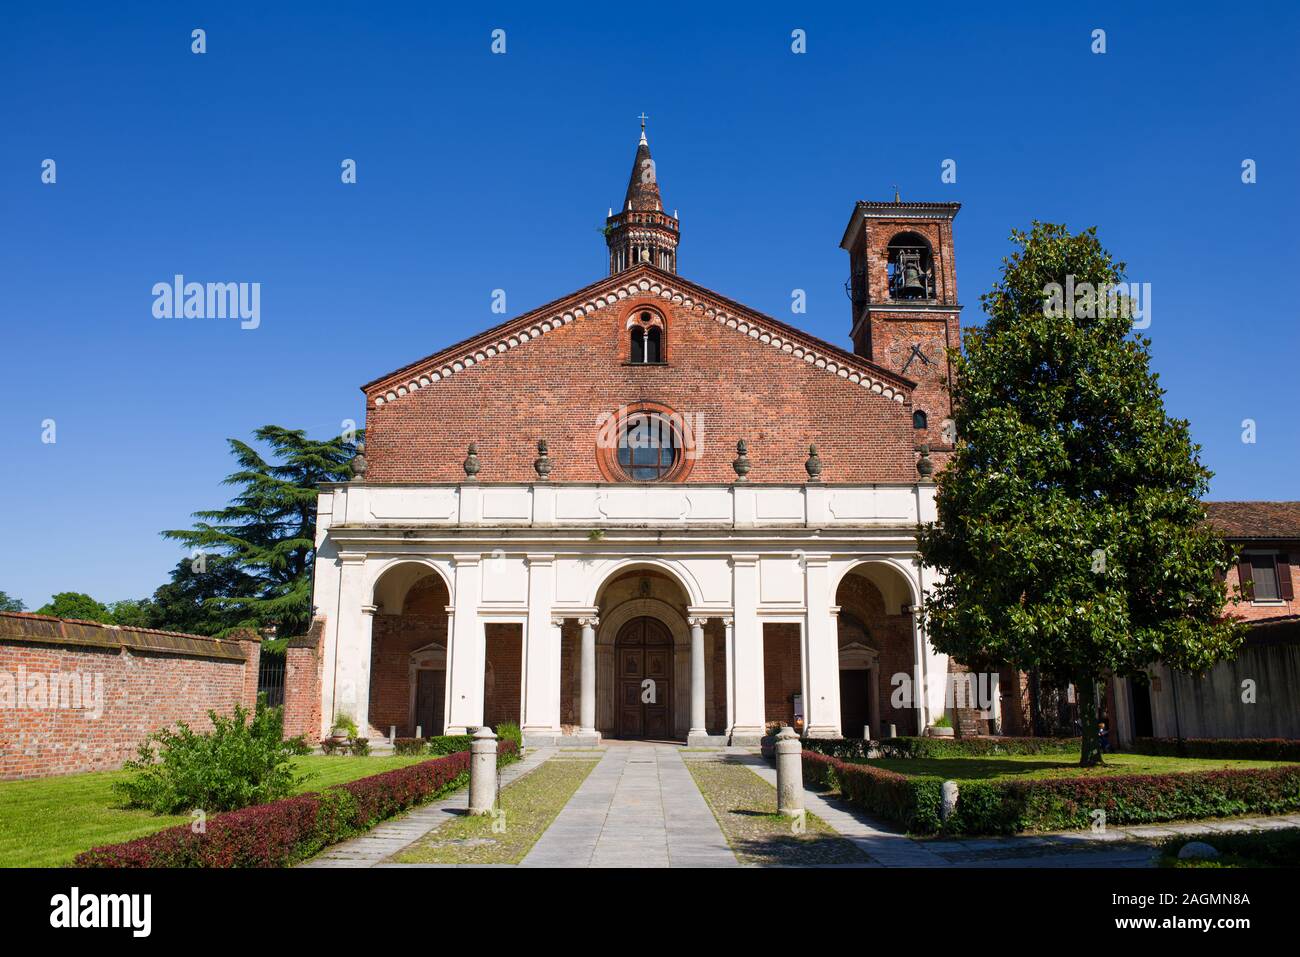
605, 117, 680, 275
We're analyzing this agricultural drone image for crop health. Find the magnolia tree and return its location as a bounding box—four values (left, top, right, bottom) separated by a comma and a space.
918, 223, 1244, 766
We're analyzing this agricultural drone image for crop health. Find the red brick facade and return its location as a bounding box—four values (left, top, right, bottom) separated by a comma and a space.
483, 624, 522, 728
0, 613, 260, 780
360, 273, 943, 486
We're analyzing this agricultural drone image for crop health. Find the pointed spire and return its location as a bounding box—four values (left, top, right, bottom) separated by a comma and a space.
624, 118, 662, 213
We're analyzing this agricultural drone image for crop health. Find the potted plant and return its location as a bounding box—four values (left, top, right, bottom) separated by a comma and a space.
927, 713, 955, 737
330, 713, 359, 744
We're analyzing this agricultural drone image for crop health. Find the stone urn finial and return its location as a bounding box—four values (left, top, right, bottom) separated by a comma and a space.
916, 444, 934, 480
533, 439, 552, 480
349, 440, 368, 482
732, 440, 751, 482
804, 444, 822, 482
463, 443, 481, 481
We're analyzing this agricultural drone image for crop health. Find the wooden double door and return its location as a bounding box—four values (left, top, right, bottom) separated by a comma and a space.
615, 617, 673, 739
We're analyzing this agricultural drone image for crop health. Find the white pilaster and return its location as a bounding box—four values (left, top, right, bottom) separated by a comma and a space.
729, 555, 765, 743
802, 554, 841, 737
522, 555, 560, 735
445, 554, 484, 734
332, 552, 374, 734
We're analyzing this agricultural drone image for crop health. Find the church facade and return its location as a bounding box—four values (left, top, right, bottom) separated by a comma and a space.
308, 128, 971, 746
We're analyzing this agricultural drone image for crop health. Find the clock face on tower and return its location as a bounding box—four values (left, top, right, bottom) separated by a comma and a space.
890, 339, 938, 379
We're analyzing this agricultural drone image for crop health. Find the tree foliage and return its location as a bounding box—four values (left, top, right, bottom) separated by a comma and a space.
36, 592, 113, 623
161, 425, 357, 637
0, 592, 25, 613
917, 223, 1244, 765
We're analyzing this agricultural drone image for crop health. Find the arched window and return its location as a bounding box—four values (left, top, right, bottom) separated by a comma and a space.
617, 413, 680, 481
913, 410, 928, 430
887, 232, 935, 300
628, 310, 665, 363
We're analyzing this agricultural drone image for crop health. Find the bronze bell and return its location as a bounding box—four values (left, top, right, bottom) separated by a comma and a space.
898, 249, 927, 296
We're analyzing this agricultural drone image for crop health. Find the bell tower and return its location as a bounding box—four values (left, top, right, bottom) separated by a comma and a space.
606, 118, 680, 275
840, 199, 962, 446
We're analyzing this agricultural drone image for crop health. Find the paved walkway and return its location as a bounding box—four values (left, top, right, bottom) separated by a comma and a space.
521, 744, 738, 867
300, 747, 555, 868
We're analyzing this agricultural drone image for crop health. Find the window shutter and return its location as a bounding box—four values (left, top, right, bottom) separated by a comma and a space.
1238, 558, 1254, 600
1279, 553, 1294, 601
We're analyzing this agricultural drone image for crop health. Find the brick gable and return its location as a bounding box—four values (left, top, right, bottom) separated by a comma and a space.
363, 266, 934, 484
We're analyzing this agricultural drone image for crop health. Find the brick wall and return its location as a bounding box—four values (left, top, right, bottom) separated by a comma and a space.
763, 623, 802, 727
283, 619, 324, 742
0, 613, 259, 781
483, 624, 522, 728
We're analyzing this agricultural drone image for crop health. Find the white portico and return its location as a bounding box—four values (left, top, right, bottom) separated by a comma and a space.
310, 479, 950, 746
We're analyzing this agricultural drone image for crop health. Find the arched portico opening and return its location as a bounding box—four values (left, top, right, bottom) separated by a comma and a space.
369, 562, 450, 738
560, 565, 722, 741
835, 562, 920, 738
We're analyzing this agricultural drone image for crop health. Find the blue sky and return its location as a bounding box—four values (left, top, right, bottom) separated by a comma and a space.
2, 1, 1297, 609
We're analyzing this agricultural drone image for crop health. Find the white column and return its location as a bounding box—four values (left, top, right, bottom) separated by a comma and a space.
729, 555, 765, 743
332, 553, 375, 734
802, 555, 841, 738
522, 555, 559, 737
688, 616, 708, 739
445, 554, 484, 734
578, 616, 598, 735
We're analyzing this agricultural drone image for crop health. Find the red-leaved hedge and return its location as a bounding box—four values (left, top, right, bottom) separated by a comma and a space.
75, 740, 518, 868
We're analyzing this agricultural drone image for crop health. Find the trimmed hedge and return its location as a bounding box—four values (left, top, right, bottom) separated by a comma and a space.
802, 750, 1300, 836
75, 740, 518, 868
426, 735, 475, 756
1132, 737, 1300, 762
875, 736, 1080, 759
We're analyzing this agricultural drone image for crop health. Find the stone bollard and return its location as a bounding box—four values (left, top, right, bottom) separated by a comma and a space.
389, 725, 397, 744
415, 725, 423, 739
775, 726, 803, 816
468, 726, 498, 815
863, 725, 871, 742
940, 780, 959, 822
888, 724, 897, 739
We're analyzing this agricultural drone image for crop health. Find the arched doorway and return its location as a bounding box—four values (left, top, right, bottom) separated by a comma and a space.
614, 617, 673, 739
370, 562, 451, 738
836, 562, 919, 737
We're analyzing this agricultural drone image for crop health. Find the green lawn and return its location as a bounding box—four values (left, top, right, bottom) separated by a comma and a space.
391, 758, 597, 865
863, 752, 1289, 782
0, 754, 430, 868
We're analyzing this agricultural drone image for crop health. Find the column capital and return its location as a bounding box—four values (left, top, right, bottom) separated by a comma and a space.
578, 616, 600, 629
729, 554, 760, 568
525, 553, 556, 566
687, 616, 709, 628
338, 551, 368, 565
722, 617, 734, 628
451, 553, 482, 567
550, 616, 567, 628
361, 603, 378, 616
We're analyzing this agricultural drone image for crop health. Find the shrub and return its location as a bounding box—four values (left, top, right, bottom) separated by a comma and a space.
426, 734, 475, 756
393, 737, 426, 756
494, 721, 523, 752
284, 735, 313, 756
76, 740, 520, 868
1132, 737, 1300, 762
114, 700, 304, 814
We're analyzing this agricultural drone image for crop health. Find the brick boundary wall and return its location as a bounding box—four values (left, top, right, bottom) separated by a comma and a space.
0, 612, 260, 781
283, 618, 324, 743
